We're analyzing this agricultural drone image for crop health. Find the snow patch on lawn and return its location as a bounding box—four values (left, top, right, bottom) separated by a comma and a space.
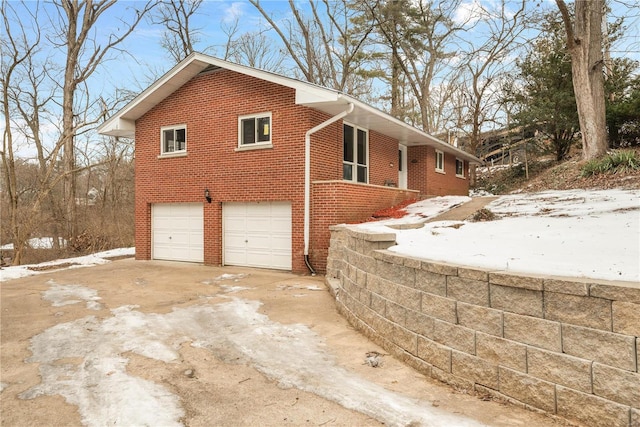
357, 189, 640, 282
0, 237, 67, 251
371, 196, 470, 226
21, 283, 482, 427
0, 247, 134, 283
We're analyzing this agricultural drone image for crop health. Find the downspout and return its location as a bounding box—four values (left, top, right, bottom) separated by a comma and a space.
304, 102, 354, 275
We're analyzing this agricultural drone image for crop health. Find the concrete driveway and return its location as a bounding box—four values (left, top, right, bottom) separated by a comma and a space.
0, 259, 563, 426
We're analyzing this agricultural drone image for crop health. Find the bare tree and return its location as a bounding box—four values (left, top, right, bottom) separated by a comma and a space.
151, 0, 204, 62
360, 0, 468, 132
556, 0, 608, 159
220, 17, 285, 71
455, 0, 528, 182
233, 32, 286, 71
249, 0, 377, 97
1, 0, 48, 264
52, 0, 153, 241
2, 0, 153, 264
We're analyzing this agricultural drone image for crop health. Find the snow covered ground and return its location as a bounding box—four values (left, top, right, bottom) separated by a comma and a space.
357, 189, 640, 282
0, 248, 134, 282
0, 237, 67, 250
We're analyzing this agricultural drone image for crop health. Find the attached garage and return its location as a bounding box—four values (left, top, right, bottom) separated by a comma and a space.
223, 202, 292, 270
152, 203, 204, 263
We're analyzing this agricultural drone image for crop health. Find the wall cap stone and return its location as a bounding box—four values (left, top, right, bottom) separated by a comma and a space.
590, 282, 640, 303
346, 227, 397, 242
489, 272, 544, 290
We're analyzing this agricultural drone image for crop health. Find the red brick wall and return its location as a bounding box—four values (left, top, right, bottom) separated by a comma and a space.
135, 68, 467, 274
309, 110, 341, 181
135, 69, 312, 272
369, 131, 402, 187
407, 146, 469, 196
310, 181, 419, 272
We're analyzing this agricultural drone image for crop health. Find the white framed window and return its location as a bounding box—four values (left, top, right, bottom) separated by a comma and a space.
343, 123, 368, 183
435, 150, 445, 173
161, 125, 186, 155
456, 158, 465, 178
238, 112, 271, 148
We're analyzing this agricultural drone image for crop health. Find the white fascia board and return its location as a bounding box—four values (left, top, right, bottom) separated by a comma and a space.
97, 118, 136, 138
97, 53, 212, 137
295, 86, 340, 105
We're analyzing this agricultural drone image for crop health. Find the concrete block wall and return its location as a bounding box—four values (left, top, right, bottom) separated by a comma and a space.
326, 225, 640, 427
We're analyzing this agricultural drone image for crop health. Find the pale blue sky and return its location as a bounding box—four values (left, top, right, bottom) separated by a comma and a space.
5, 0, 639, 159
79, 1, 640, 94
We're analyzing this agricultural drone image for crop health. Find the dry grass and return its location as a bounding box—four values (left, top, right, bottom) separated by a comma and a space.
474, 148, 640, 194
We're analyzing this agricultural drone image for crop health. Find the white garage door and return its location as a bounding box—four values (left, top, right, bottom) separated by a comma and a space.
223, 202, 292, 270
152, 203, 204, 263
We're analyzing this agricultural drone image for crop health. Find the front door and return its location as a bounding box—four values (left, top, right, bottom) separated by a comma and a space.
398, 145, 408, 189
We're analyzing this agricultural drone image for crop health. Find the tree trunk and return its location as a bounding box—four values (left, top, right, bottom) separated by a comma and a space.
62, 0, 79, 241
557, 0, 608, 160
390, 48, 401, 118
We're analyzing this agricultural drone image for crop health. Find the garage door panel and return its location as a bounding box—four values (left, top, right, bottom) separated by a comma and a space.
246, 235, 272, 250
152, 203, 204, 263
246, 218, 272, 233
271, 217, 290, 229
223, 202, 292, 270
270, 236, 291, 250
225, 216, 245, 229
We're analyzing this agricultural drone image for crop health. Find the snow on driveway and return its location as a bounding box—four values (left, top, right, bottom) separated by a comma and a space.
358, 189, 640, 282
19, 282, 484, 427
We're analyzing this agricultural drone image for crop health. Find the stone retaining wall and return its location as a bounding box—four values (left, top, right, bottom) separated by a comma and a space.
326, 225, 640, 427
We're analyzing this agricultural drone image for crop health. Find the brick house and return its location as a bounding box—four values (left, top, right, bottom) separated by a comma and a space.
98, 53, 479, 274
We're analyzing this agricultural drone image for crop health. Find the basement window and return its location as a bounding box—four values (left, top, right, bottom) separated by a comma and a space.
238, 112, 272, 149
161, 125, 186, 155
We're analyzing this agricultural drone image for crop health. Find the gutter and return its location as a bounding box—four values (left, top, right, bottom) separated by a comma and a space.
304, 102, 354, 275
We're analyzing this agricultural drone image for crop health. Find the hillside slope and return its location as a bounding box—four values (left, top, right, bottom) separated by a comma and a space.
475, 149, 640, 194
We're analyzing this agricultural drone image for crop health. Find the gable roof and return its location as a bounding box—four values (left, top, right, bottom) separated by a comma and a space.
97, 52, 480, 163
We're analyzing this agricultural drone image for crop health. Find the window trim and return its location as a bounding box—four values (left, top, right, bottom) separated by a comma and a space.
342, 121, 369, 184
435, 149, 445, 173
160, 124, 187, 156
455, 158, 466, 178
238, 112, 272, 149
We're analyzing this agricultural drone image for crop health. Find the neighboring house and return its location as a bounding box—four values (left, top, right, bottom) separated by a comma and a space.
98, 53, 480, 274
